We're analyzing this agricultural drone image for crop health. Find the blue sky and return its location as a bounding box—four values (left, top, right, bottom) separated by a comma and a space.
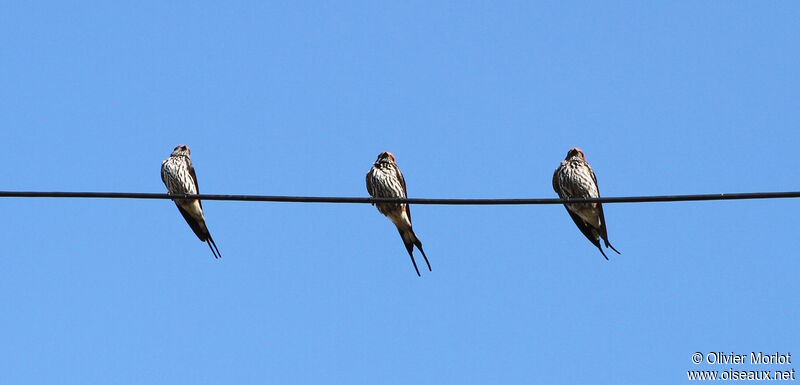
1, 1, 798, 384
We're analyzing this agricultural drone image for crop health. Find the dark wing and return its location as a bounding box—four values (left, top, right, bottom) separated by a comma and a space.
588, 166, 610, 242
365, 169, 374, 197
160, 161, 168, 186
566, 209, 607, 260
396, 166, 411, 223
552, 167, 561, 195
186, 158, 202, 209
176, 203, 209, 241
589, 166, 620, 253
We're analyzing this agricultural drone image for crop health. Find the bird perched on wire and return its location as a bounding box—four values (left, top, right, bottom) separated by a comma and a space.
553, 147, 620, 259
366, 151, 431, 276
161, 144, 222, 259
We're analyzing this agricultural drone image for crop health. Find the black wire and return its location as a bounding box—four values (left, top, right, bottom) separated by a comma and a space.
1, 191, 799, 204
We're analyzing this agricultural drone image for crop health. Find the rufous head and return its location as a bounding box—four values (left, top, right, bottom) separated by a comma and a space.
171, 144, 191, 157
375, 151, 396, 164
566, 147, 585, 161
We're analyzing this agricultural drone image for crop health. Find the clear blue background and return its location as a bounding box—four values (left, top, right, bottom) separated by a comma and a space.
1, 1, 797, 384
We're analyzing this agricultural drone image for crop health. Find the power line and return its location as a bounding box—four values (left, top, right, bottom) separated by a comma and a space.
1, 190, 799, 204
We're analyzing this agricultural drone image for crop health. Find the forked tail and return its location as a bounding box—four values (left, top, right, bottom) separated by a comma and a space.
399, 227, 431, 276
